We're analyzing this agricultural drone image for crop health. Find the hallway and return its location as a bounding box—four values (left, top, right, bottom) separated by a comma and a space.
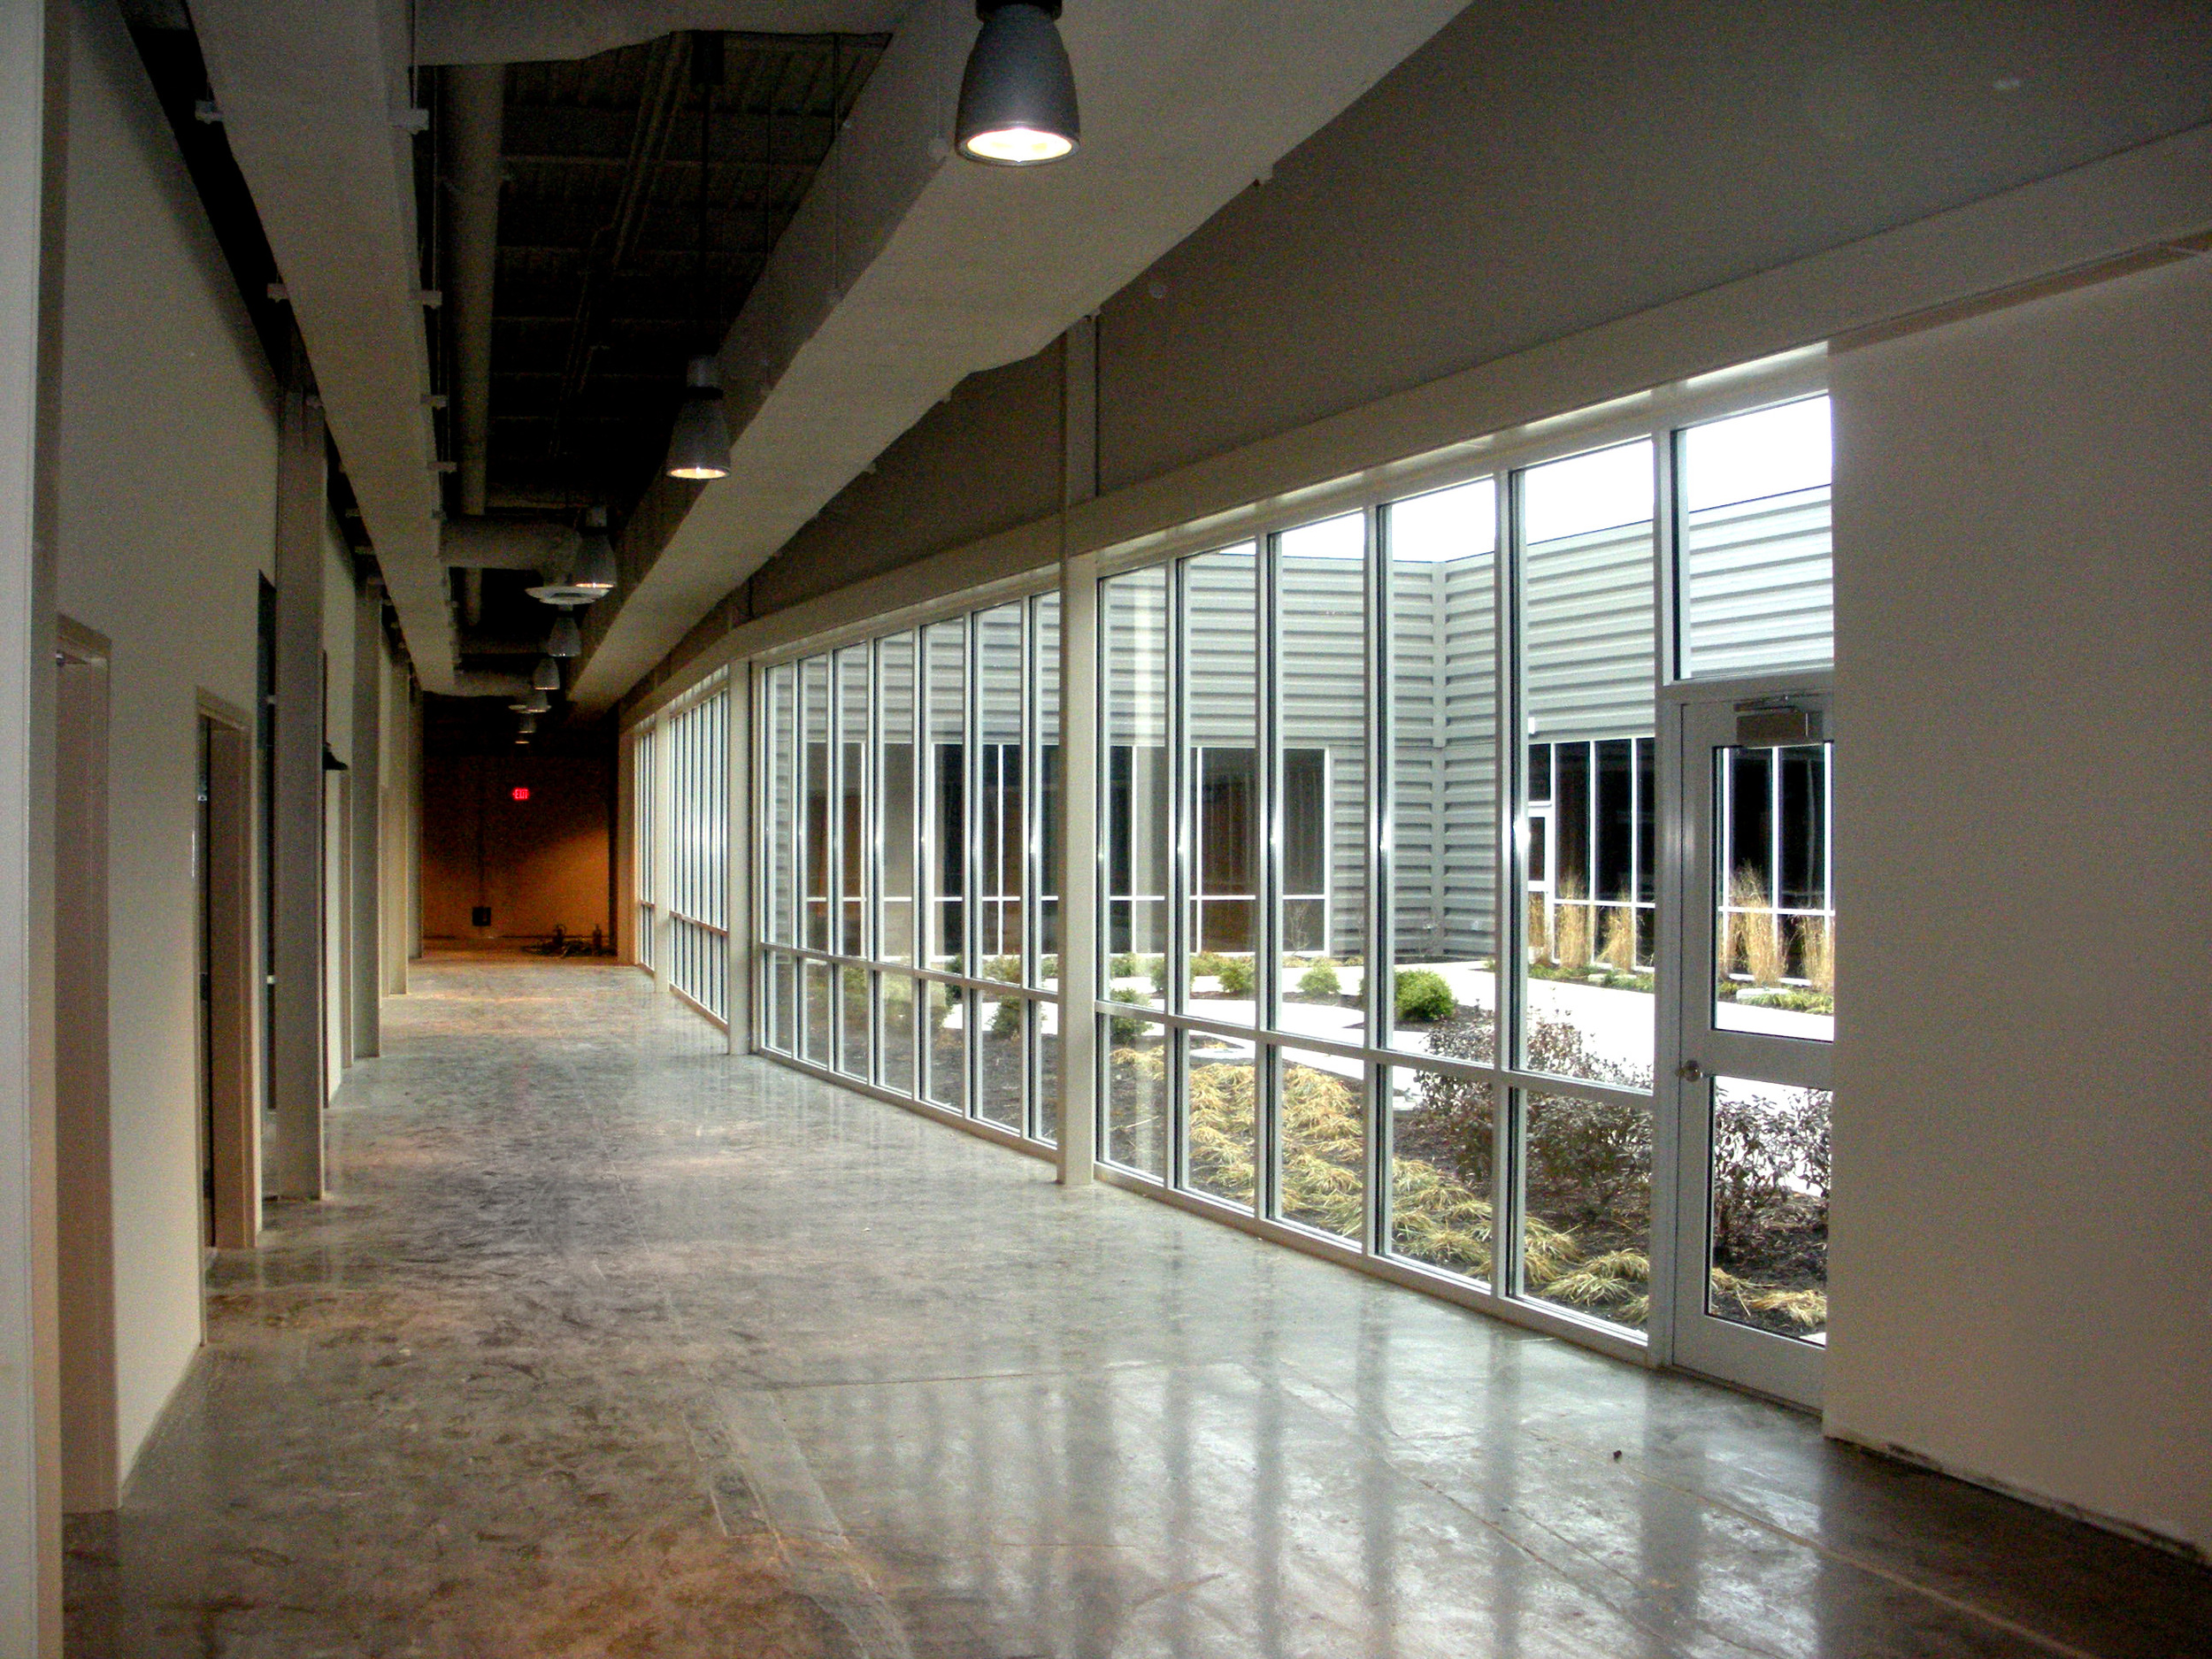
69, 963, 2212, 1658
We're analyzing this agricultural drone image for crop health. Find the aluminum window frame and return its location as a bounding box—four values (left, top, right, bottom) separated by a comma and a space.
697, 350, 1836, 1371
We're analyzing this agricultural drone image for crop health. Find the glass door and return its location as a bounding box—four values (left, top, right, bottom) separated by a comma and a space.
1669, 685, 1833, 1407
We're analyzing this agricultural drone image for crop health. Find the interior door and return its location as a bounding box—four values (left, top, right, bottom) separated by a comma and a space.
1671, 687, 1834, 1408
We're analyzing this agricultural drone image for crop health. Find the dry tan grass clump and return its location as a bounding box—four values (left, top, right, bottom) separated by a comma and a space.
1600, 906, 1639, 974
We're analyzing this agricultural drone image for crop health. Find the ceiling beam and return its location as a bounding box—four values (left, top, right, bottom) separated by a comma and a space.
414, 1, 911, 66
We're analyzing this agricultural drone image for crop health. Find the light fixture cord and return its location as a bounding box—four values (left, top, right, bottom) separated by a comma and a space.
696, 41, 711, 352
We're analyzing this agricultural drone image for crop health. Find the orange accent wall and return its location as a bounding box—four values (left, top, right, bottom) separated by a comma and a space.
421, 751, 611, 941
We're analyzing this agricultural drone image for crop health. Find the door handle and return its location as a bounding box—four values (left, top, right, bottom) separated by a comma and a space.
1677, 1060, 1707, 1083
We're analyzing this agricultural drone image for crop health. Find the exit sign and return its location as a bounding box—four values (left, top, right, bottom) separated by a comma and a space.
511, 787, 530, 802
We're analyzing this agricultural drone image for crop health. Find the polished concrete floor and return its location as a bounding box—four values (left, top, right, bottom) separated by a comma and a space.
69, 961, 2212, 1657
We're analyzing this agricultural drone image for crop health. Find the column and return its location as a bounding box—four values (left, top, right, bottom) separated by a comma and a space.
266, 339, 326, 1200
349, 577, 380, 1056
1056, 319, 1099, 1185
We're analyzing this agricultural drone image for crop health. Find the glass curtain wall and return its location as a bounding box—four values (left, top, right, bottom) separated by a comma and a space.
632, 726, 657, 972
1090, 388, 1835, 1345
665, 681, 729, 1022
703, 373, 1834, 1357
757, 594, 1064, 1148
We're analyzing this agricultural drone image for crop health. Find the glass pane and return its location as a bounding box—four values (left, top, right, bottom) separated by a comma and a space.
1716, 741, 1834, 1039
1183, 1035, 1254, 1212
977, 980, 1025, 1132
1033, 996, 1060, 1147
878, 634, 917, 965
977, 603, 1025, 969
1277, 1048, 1363, 1244
764, 951, 793, 1055
802, 959, 832, 1069
1517, 440, 1656, 1087
879, 972, 918, 1096
1678, 396, 1832, 678
1276, 513, 1365, 1048
838, 964, 870, 1079
1033, 592, 1062, 984
1187, 544, 1258, 1024
925, 621, 967, 975
1521, 1088, 1652, 1332
1386, 1063, 1495, 1286
801, 656, 831, 950
1386, 480, 1498, 1062
837, 647, 869, 957
766, 664, 796, 946
1103, 569, 1170, 1010
1708, 1078, 1830, 1341
924, 979, 967, 1113
1103, 1014, 1167, 1179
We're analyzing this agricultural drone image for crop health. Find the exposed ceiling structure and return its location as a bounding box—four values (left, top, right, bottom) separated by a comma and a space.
160, 0, 1471, 716
448, 30, 885, 685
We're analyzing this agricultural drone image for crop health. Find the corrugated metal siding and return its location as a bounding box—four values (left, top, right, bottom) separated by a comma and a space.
1683, 487, 1833, 676
1524, 518, 1657, 744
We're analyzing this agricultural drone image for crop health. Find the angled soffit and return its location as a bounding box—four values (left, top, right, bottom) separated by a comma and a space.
190, 0, 465, 688
566, 0, 1471, 710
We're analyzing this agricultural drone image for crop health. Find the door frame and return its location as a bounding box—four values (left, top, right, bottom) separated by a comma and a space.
1656, 669, 1833, 1409
196, 692, 258, 1253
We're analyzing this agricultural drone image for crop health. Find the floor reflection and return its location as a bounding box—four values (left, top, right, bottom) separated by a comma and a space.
64, 960, 2212, 1658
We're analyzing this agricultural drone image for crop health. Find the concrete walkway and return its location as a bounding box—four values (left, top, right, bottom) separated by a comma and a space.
67, 961, 2212, 1656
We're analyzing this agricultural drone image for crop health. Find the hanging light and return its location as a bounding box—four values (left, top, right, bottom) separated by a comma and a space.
664, 356, 731, 480
546, 612, 582, 658
518, 713, 538, 734
570, 505, 617, 594
956, 2, 1079, 165
532, 655, 562, 692
525, 507, 614, 605
665, 60, 733, 483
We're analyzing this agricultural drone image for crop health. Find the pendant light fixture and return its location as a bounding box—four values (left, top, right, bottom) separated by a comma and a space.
511, 690, 550, 715
956, 3, 1079, 165
664, 357, 731, 480
665, 36, 733, 481
518, 713, 537, 734
546, 611, 582, 658
570, 505, 618, 594
526, 506, 617, 605
532, 655, 562, 693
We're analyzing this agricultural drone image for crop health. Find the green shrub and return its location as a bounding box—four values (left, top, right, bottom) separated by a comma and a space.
1394, 968, 1455, 1023
1296, 959, 1341, 998
981, 955, 1021, 983
988, 995, 1023, 1039
1190, 951, 1232, 981
1217, 956, 1255, 996
1107, 985, 1154, 1043
1037, 955, 1058, 981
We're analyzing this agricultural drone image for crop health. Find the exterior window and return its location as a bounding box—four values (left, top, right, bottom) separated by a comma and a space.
724, 358, 1834, 1369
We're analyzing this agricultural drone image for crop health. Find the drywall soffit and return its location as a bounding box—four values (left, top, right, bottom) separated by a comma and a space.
565, 0, 1468, 713
192, 0, 465, 691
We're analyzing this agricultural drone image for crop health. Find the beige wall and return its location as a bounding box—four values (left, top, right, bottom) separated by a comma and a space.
1828, 257, 2212, 1553
419, 753, 612, 944
52, 0, 277, 1479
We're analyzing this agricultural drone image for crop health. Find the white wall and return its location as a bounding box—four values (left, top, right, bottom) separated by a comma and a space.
1828, 255, 2212, 1555
52, 1, 275, 1480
